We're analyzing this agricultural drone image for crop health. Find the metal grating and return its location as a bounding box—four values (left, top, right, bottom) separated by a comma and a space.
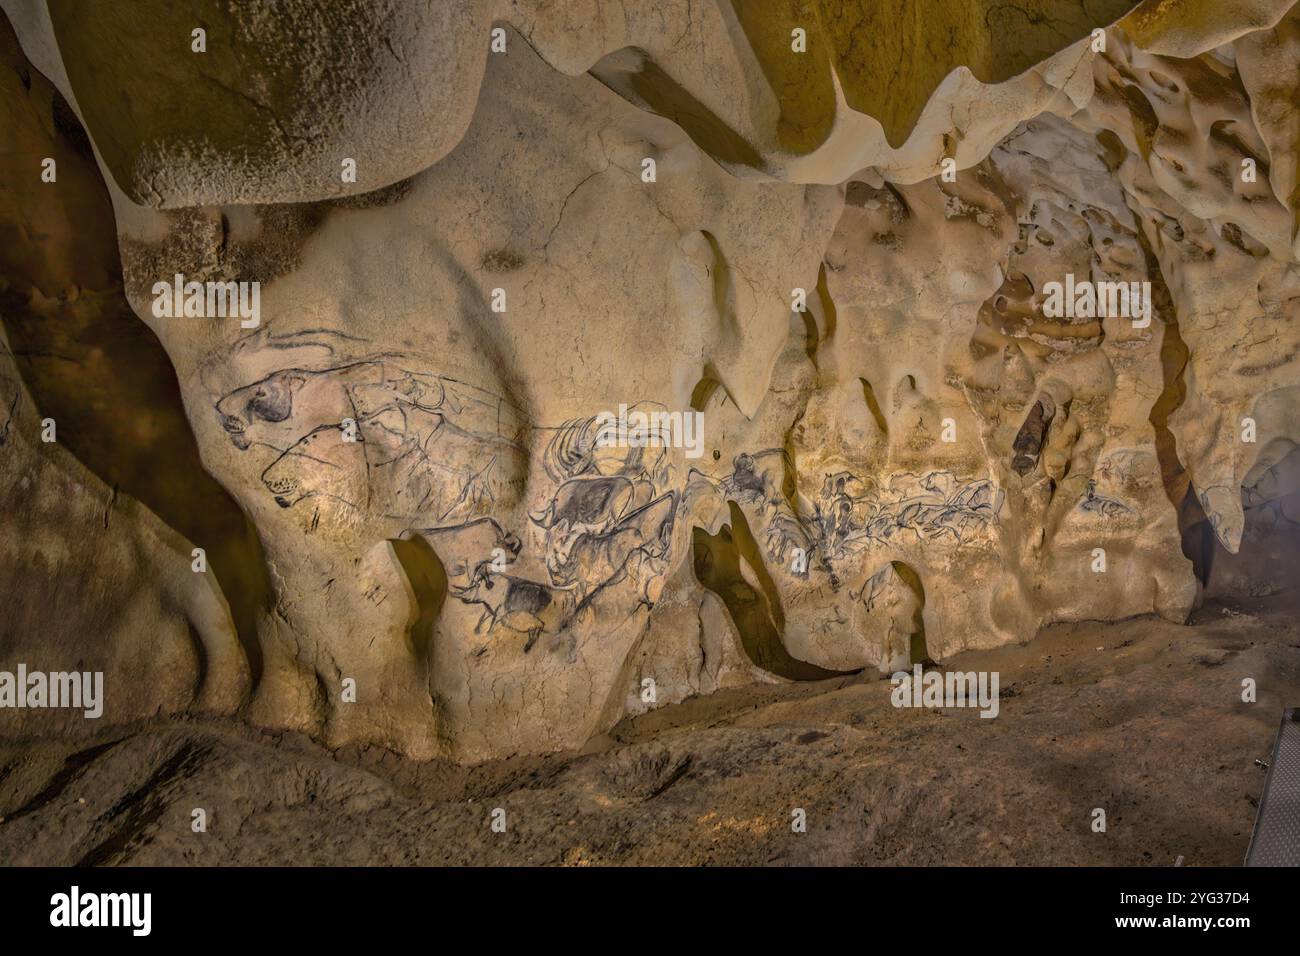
1246, 708, 1300, 866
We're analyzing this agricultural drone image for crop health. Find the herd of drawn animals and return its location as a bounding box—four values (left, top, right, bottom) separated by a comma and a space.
204, 342, 1158, 656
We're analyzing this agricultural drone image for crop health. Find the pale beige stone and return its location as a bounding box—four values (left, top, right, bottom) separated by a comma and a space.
1, 1, 1296, 763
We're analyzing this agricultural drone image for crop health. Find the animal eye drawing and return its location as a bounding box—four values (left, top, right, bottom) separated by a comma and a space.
210, 336, 682, 654
208, 332, 1026, 661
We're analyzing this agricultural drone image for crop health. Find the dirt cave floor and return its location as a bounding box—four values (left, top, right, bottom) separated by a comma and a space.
2, 596, 1299, 866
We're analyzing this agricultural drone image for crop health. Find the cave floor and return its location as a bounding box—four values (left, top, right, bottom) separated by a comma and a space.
2, 596, 1298, 866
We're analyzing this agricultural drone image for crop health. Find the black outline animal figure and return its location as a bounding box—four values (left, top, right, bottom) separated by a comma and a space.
541, 407, 671, 486
764, 510, 814, 568
453, 573, 577, 652
530, 475, 658, 574
448, 493, 675, 653
745, 469, 1006, 579
687, 449, 795, 519
1077, 479, 1136, 519
846, 473, 1003, 545
549, 492, 678, 607
414, 517, 522, 590
217, 358, 527, 523
261, 423, 370, 511
216, 360, 451, 452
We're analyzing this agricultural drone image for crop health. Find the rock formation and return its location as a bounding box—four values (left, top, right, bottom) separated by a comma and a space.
1, 0, 1297, 763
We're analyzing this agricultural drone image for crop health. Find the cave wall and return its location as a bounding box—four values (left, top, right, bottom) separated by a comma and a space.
1, 0, 1297, 762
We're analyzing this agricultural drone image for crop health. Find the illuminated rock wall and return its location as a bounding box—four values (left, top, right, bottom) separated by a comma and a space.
1, 0, 1296, 761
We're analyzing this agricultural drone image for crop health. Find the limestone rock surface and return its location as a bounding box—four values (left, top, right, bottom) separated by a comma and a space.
1, 0, 1297, 762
